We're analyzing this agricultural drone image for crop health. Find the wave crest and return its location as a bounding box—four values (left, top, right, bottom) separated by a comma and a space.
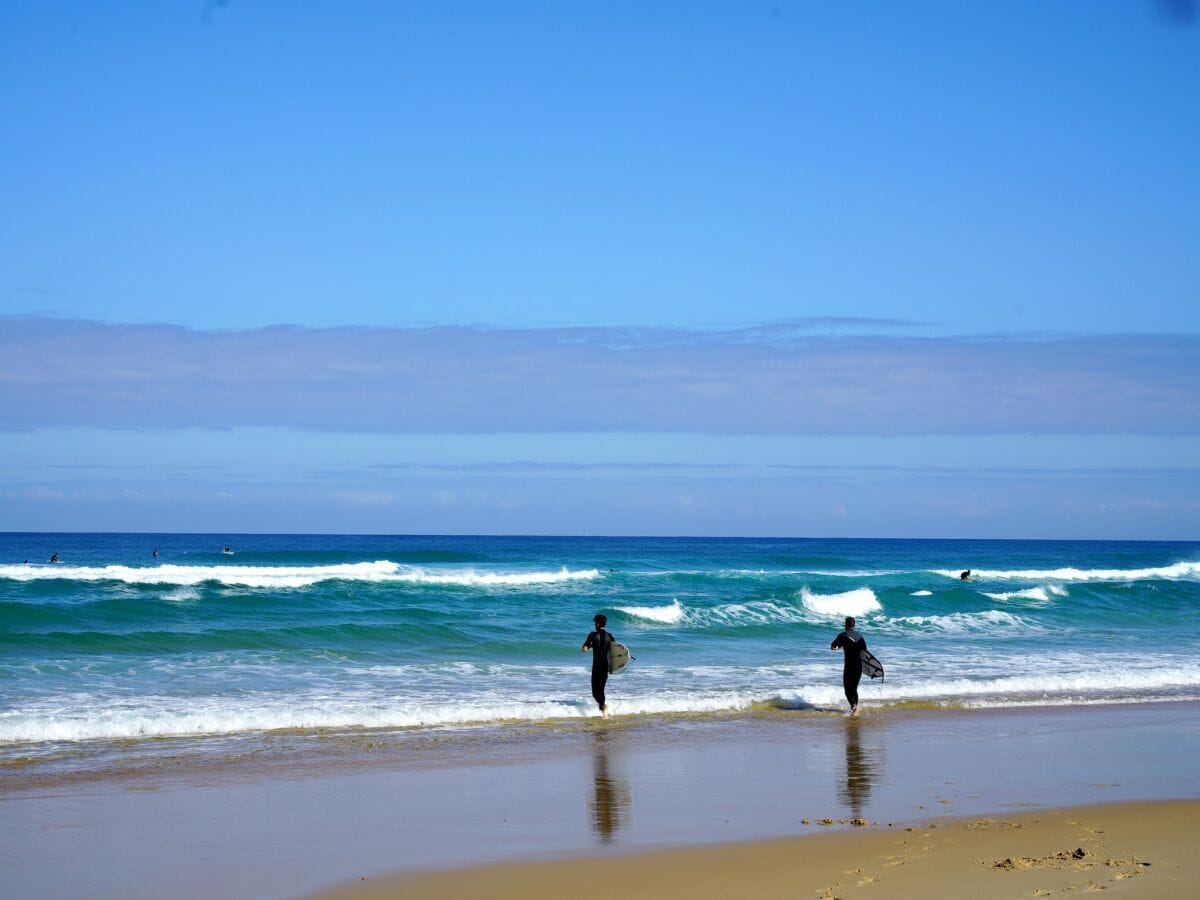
982, 585, 1068, 602
0, 562, 601, 589
933, 562, 1200, 582
799, 587, 881, 617
615, 599, 685, 625
878, 609, 1040, 635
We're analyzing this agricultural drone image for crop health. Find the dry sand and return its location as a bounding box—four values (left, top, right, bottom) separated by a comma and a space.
322, 800, 1199, 900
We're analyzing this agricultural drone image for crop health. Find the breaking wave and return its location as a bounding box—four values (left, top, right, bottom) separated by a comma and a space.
5, 664, 1200, 744
877, 609, 1041, 636
615, 599, 685, 625
982, 585, 1069, 602
0, 562, 601, 590
933, 562, 1200, 582
799, 587, 881, 617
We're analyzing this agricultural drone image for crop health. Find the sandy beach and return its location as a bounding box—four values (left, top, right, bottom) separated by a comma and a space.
323, 800, 1200, 899
4, 702, 1199, 899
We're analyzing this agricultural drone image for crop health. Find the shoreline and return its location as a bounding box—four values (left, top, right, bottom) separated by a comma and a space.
2, 701, 1198, 898
6, 696, 1198, 792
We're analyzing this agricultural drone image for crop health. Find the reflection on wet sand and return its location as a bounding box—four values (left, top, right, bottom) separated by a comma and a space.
837, 718, 878, 819
588, 728, 632, 842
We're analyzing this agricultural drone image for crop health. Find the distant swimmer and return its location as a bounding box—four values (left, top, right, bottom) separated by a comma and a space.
959, 570, 972, 581
49, 552, 59, 564
582, 613, 615, 719
152, 548, 159, 558
830, 616, 868, 717
223, 546, 234, 555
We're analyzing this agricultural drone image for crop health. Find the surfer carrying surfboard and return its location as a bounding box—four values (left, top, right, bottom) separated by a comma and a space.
582, 614, 615, 719
830, 616, 868, 717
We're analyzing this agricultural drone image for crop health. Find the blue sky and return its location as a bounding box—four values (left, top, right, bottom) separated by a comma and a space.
2, 1, 1198, 537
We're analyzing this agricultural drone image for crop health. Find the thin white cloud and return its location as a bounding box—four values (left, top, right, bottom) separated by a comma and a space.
2, 316, 1197, 435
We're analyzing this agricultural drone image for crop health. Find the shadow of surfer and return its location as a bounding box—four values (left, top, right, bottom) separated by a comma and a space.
587, 728, 631, 843
836, 718, 878, 820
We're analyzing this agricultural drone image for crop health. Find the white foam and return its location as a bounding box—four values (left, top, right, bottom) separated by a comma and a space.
616, 599, 685, 625
672, 590, 881, 629
799, 587, 881, 617
394, 566, 601, 587
770, 666, 1200, 710
982, 585, 1068, 602
692, 600, 811, 627
0, 561, 601, 589
7, 661, 1200, 744
0, 690, 765, 743
910, 590, 933, 597
878, 609, 1041, 635
861, 667, 1200, 702
804, 570, 903, 578
161, 587, 200, 603
932, 561, 1200, 582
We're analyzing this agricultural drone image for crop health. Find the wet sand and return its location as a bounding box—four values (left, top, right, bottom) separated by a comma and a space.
2, 702, 1198, 898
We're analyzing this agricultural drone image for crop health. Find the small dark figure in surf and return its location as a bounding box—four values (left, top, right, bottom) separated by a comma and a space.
49, 552, 59, 564
831, 616, 868, 717
959, 570, 971, 581
582, 613, 615, 719
152, 548, 159, 558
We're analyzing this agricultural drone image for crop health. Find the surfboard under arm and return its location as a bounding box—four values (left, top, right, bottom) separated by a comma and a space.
608, 641, 631, 674
860, 648, 884, 680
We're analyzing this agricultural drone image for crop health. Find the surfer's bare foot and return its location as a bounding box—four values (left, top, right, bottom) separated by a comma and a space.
850, 705, 860, 718
601, 705, 609, 719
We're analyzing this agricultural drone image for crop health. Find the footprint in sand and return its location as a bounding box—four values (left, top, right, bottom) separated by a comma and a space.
843, 867, 876, 884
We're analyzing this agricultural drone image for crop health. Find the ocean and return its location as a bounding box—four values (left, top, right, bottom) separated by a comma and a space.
2, 533, 1198, 779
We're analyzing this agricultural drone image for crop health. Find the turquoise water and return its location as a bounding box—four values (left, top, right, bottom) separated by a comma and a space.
2, 533, 1198, 760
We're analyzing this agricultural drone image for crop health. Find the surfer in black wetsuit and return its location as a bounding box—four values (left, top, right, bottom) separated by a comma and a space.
831, 616, 867, 717
582, 613, 614, 719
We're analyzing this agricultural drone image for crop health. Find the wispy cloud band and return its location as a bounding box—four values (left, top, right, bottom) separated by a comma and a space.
3, 316, 1197, 434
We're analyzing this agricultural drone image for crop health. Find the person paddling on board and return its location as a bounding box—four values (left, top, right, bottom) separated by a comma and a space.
830, 616, 867, 717
582, 613, 615, 719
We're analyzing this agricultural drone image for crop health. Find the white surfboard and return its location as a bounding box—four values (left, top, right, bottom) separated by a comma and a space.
608, 641, 631, 674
